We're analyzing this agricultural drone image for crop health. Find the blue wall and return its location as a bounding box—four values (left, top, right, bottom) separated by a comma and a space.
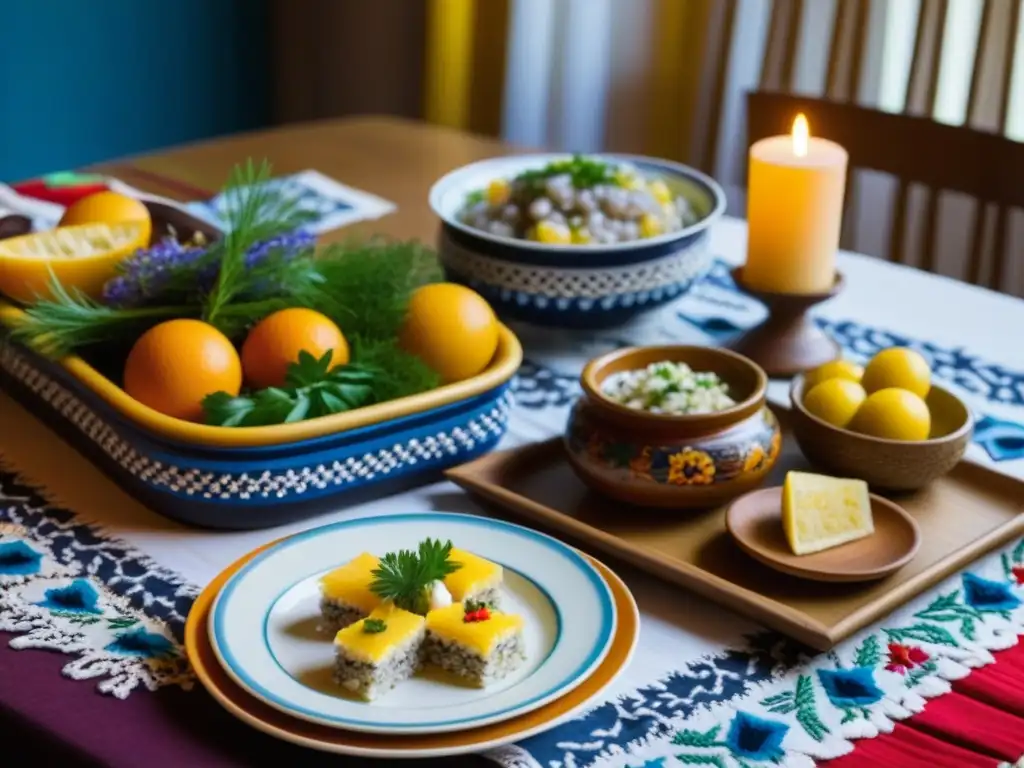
0, 0, 270, 181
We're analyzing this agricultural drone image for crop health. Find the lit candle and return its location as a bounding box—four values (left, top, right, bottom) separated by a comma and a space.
744, 114, 848, 294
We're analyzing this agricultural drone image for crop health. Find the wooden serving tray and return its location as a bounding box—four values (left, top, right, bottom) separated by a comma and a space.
447, 410, 1024, 650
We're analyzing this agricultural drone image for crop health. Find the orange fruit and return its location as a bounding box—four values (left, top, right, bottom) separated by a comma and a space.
123, 319, 242, 422
241, 308, 349, 389
0, 221, 149, 303
59, 191, 152, 246
399, 283, 499, 383
861, 347, 931, 398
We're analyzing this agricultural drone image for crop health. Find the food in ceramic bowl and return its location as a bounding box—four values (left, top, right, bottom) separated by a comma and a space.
564, 345, 781, 509
429, 154, 725, 329
457, 155, 698, 245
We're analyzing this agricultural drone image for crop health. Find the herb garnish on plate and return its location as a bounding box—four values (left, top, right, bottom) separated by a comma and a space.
369, 539, 462, 615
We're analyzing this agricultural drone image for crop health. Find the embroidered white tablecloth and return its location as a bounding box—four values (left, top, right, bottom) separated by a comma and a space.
2, 214, 1024, 767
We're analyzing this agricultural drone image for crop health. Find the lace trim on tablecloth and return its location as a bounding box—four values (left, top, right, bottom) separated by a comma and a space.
0, 467, 195, 698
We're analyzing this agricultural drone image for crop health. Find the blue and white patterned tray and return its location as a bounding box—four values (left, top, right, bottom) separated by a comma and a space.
0, 341, 516, 529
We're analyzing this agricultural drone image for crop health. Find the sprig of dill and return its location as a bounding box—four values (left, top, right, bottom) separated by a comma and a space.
369, 539, 462, 615
202, 159, 312, 325
9, 277, 195, 357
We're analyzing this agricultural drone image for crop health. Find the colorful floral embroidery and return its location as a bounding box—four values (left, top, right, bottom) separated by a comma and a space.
962, 572, 1021, 612
668, 448, 716, 485
673, 711, 790, 764
885, 642, 929, 675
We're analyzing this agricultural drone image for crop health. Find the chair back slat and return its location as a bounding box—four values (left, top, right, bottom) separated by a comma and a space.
903, 0, 948, 117
696, 0, 740, 173
761, 0, 804, 91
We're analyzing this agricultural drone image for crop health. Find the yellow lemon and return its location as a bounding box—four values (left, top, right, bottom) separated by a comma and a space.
802, 359, 865, 390
849, 388, 931, 441
802, 378, 867, 429
861, 347, 931, 398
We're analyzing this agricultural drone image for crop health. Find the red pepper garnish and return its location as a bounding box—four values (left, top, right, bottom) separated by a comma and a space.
463, 607, 491, 623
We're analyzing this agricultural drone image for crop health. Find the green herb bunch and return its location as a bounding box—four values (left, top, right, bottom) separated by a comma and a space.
369, 539, 462, 615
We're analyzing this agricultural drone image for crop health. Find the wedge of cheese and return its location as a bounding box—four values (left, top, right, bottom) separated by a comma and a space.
782, 471, 874, 556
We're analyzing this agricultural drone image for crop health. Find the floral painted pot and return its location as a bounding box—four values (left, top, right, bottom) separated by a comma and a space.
565, 345, 781, 509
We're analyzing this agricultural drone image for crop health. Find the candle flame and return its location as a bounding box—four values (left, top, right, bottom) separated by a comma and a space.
792, 114, 809, 158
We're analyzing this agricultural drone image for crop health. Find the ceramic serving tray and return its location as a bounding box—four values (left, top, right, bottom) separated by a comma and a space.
447, 408, 1024, 650
0, 203, 522, 529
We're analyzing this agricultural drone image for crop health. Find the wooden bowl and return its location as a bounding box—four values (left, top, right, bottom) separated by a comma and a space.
564, 345, 781, 509
789, 376, 973, 491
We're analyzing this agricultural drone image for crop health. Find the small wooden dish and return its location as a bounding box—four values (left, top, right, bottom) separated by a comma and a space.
726, 486, 921, 582
789, 375, 974, 491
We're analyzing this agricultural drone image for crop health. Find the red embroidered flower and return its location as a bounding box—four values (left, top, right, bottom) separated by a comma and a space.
1012, 566, 1024, 585
885, 643, 930, 674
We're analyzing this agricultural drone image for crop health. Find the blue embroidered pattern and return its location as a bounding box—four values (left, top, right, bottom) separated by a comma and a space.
0, 539, 42, 576
0, 472, 194, 641
513, 633, 807, 764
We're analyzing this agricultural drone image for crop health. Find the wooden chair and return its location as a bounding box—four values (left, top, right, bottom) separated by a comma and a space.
747, 0, 1024, 292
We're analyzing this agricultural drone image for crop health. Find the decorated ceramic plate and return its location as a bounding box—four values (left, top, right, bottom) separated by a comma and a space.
208, 512, 617, 735
187, 540, 639, 758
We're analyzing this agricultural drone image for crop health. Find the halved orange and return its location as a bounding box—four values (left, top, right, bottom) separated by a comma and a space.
0, 221, 149, 304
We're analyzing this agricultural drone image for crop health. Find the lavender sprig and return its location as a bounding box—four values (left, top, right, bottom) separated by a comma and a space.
102, 230, 315, 309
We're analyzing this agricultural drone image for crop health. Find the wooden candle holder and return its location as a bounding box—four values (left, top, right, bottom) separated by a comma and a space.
727, 268, 844, 378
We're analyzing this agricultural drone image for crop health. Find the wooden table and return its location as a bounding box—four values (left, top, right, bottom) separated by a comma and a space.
91, 115, 521, 244
8, 115, 1024, 768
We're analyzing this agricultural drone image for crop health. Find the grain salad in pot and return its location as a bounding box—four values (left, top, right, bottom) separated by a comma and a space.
602, 361, 735, 415
458, 155, 699, 245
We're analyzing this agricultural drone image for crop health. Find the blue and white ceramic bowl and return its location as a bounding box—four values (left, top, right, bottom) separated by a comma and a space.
429, 154, 726, 329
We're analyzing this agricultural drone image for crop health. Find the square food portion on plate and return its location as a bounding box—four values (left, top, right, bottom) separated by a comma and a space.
424, 603, 525, 687
444, 547, 503, 608
333, 605, 426, 701
320, 552, 382, 631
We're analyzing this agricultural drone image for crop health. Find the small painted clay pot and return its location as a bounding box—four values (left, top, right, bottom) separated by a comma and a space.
565, 345, 781, 509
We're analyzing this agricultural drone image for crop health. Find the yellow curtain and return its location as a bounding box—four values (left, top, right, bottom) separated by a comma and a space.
424, 0, 511, 135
